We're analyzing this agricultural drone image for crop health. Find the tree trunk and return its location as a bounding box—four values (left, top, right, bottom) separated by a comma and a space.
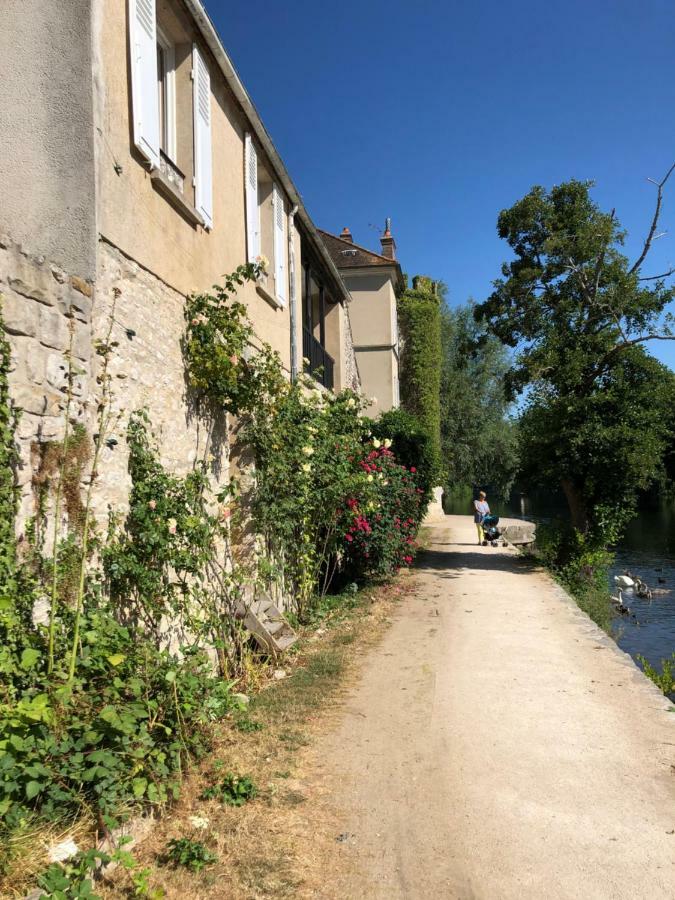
560, 478, 589, 533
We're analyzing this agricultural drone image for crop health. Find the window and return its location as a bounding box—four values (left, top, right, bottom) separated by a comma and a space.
129, 0, 213, 227
245, 136, 288, 305
156, 28, 176, 161
301, 253, 334, 390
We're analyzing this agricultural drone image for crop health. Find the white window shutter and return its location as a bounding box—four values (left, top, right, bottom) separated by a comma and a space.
273, 184, 287, 304
245, 134, 260, 262
192, 44, 213, 229
129, 0, 160, 168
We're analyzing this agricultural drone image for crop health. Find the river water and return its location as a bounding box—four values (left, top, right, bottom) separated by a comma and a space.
443, 488, 675, 672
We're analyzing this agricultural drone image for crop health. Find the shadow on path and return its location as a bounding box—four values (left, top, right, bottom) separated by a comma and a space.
416, 547, 539, 578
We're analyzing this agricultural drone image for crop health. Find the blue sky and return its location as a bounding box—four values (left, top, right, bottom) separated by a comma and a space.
206, 0, 675, 370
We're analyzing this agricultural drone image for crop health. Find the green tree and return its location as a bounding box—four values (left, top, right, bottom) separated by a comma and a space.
476, 175, 675, 532
440, 303, 518, 498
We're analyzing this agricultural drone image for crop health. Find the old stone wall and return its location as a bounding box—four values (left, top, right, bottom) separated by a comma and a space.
93, 240, 230, 524
0, 235, 93, 530
0, 234, 230, 537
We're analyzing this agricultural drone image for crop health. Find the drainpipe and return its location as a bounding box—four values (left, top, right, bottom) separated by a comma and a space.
288, 204, 299, 380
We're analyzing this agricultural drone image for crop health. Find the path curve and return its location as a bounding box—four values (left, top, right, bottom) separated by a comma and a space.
307, 515, 675, 899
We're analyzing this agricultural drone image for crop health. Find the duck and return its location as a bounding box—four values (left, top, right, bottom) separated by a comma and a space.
614, 574, 635, 589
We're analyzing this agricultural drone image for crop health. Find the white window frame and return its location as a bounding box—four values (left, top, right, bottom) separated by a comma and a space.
156, 26, 176, 162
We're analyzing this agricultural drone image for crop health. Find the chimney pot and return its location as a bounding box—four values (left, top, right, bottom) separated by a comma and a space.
340, 227, 353, 243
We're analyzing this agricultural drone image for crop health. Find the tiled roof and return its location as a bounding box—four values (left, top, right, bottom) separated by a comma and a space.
318, 230, 401, 271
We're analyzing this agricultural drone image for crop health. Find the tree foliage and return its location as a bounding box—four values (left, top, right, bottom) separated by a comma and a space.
439, 303, 518, 498
476, 176, 675, 532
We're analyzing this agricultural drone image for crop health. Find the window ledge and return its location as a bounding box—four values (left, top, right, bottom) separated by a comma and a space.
256, 282, 285, 310
150, 168, 204, 228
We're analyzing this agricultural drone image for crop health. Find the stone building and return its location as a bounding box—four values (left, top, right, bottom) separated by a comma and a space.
319, 223, 404, 417
0, 0, 361, 530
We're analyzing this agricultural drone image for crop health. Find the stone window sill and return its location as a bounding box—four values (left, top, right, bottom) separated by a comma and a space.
256, 282, 285, 310
151, 169, 204, 228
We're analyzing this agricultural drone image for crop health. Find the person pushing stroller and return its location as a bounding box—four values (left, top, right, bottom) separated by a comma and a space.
473, 492, 490, 545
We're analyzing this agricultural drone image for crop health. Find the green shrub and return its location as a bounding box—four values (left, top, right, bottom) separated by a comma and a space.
372, 407, 437, 503
0, 615, 236, 833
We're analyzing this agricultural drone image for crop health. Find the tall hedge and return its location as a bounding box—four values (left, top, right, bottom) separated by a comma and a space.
397, 276, 442, 479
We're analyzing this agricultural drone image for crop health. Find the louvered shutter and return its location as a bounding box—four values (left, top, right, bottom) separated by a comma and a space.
245, 134, 260, 262
192, 45, 213, 229
129, 0, 160, 168
273, 184, 287, 304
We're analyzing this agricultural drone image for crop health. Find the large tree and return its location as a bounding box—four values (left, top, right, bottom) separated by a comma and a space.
476, 174, 675, 533
440, 303, 518, 498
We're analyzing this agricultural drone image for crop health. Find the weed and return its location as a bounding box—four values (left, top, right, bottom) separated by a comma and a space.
164, 838, 217, 873
200, 773, 258, 806
234, 716, 264, 733
638, 653, 675, 698
278, 729, 309, 751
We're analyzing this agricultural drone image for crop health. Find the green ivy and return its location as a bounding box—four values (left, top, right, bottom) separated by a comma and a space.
397, 276, 442, 479
0, 299, 19, 596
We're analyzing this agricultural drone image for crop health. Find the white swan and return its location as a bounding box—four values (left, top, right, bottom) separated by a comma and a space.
614, 575, 634, 589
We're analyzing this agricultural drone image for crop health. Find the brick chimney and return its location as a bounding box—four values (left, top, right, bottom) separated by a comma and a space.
339, 226, 353, 243
380, 217, 396, 260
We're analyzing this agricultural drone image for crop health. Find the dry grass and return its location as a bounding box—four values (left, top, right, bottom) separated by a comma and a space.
90, 577, 414, 900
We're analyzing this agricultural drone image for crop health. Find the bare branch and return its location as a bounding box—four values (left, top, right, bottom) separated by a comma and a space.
565, 257, 593, 303
629, 162, 675, 276
638, 268, 675, 282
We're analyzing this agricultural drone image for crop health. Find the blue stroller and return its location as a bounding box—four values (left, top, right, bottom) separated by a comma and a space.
482, 514, 500, 546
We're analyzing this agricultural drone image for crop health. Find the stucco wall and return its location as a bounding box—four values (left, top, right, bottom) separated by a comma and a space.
342, 271, 396, 349
355, 348, 396, 417
0, 0, 97, 279
92, 0, 298, 371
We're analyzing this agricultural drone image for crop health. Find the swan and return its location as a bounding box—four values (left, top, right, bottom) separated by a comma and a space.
634, 579, 653, 601
614, 575, 634, 589
610, 589, 623, 605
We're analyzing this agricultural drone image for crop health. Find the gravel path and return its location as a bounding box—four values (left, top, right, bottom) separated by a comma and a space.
309, 515, 675, 899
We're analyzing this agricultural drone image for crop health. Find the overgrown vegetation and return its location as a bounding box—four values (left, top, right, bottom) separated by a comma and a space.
397, 275, 442, 479
0, 266, 428, 895
245, 381, 427, 620
638, 652, 675, 699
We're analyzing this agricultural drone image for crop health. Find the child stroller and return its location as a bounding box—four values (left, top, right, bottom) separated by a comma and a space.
482, 514, 501, 547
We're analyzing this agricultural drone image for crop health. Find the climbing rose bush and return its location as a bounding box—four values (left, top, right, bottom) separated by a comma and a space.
340, 443, 425, 579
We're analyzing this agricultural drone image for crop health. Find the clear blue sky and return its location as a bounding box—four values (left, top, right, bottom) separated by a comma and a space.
206, 0, 675, 371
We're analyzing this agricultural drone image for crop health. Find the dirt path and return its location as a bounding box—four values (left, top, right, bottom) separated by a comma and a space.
304, 515, 675, 899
